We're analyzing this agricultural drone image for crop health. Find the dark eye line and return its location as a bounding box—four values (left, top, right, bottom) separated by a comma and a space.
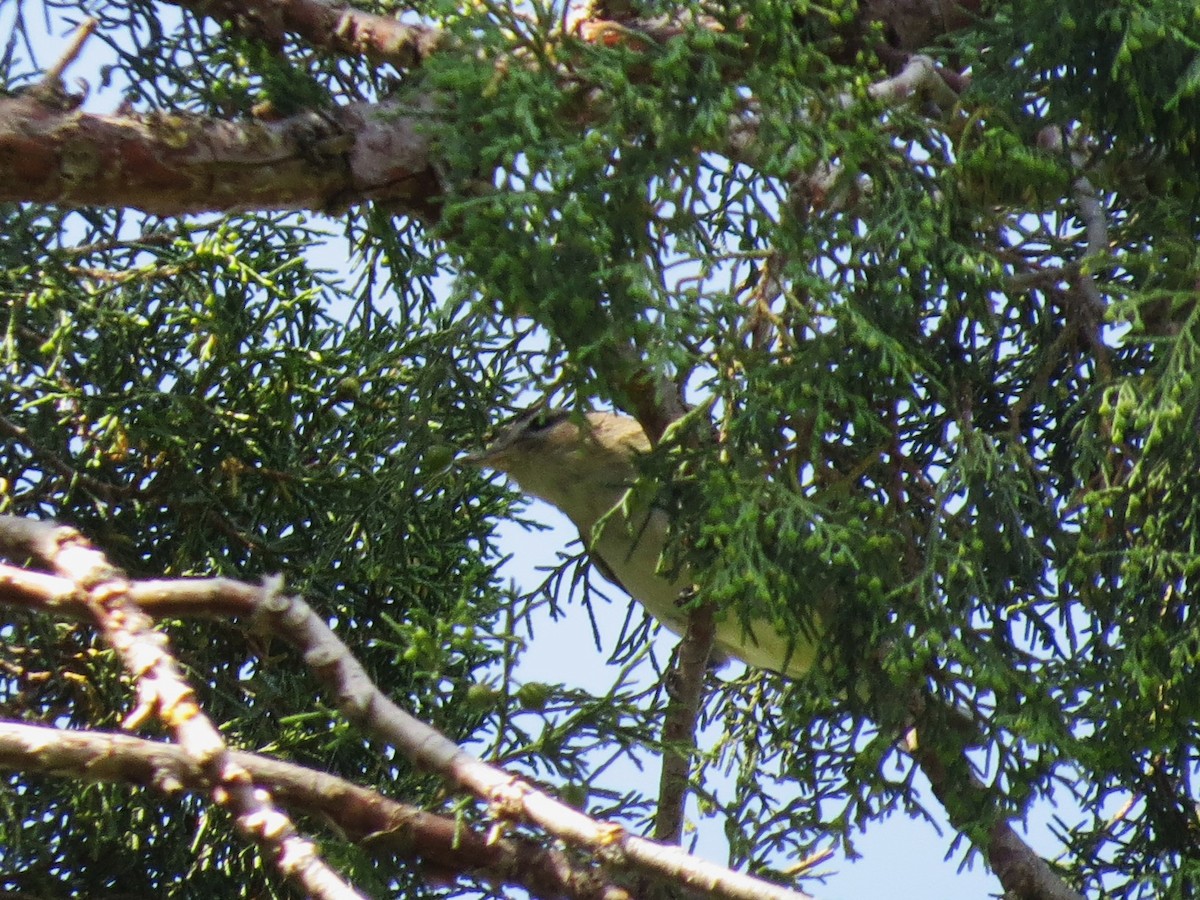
524, 408, 570, 433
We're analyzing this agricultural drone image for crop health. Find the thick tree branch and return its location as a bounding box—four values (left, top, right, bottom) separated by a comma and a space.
0, 93, 441, 219
904, 728, 1086, 900
0, 7, 990, 223
0, 721, 630, 900
166, 0, 982, 70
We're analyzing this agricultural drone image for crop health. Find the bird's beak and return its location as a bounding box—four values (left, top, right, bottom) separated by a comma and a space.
458, 449, 487, 467
457, 445, 502, 469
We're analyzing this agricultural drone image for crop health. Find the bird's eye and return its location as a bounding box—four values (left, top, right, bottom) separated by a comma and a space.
525, 408, 569, 433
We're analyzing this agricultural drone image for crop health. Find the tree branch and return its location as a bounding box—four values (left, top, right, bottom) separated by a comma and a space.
0, 720, 630, 900
0, 414, 134, 503
903, 726, 1086, 900
1036, 125, 1110, 319
0, 8, 995, 225
165, 0, 982, 69
653, 602, 715, 844
0, 518, 814, 900
170, 0, 442, 68
0, 93, 441, 219
39, 17, 98, 86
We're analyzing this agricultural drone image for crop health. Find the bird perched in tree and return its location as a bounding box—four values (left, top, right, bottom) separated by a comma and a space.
464, 407, 814, 678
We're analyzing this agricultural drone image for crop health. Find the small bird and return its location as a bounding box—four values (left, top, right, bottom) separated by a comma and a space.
464, 407, 815, 678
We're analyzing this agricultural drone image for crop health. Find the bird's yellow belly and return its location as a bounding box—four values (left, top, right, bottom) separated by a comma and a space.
591, 509, 816, 679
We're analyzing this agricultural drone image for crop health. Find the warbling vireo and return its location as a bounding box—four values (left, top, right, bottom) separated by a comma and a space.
465, 408, 814, 678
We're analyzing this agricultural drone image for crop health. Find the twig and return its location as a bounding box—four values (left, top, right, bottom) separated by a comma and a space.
782, 847, 835, 878
63, 263, 191, 283
0, 518, 365, 900
0, 720, 631, 900
738, 253, 786, 352
50, 231, 178, 259
40, 17, 97, 85
1036, 126, 1109, 317
865, 55, 961, 110
729, 54, 965, 217
0, 413, 133, 503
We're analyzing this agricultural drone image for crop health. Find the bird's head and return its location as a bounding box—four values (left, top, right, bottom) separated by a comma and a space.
462, 407, 650, 517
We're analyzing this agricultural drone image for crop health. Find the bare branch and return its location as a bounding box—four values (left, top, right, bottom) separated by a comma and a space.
0, 563, 82, 611
40, 17, 98, 85
865, 54, 962, 111
1036, 126, 1110, 316
241, 576, 813, 900
0, 518, 814, 900
0, 721, 631, 900
0, 0, 1005, 230
728, 55, 967, 219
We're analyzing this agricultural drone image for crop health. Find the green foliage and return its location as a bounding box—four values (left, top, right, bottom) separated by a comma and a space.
425, 1, 1200, 894
970, 1, 1200, 192
6, 0, 1200, 897
0, 204, 514, 894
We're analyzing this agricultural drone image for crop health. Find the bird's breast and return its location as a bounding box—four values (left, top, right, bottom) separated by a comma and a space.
588, 505, 692, 633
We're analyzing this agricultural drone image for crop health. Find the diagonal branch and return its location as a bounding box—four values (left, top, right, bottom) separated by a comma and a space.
180, 578, 816, 900
0, 414, 134, 503
903, 720, 1086, 900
